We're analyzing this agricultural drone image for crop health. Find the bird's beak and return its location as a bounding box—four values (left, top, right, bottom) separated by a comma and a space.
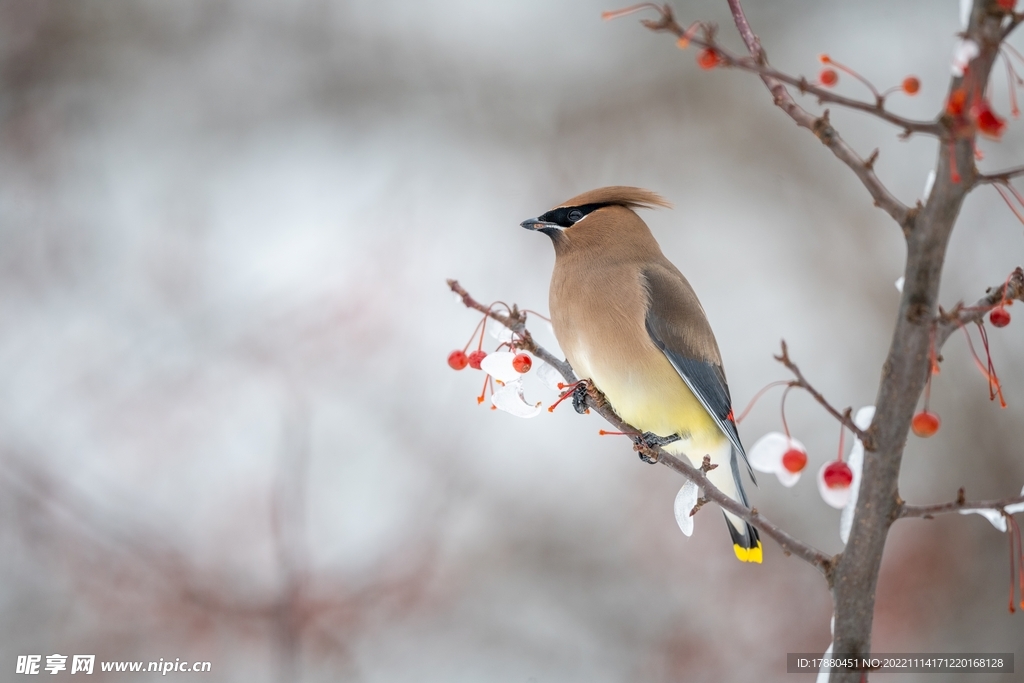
520, 217, 558, 231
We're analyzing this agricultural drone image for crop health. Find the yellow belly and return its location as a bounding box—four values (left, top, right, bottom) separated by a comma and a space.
570, 340, 724, 454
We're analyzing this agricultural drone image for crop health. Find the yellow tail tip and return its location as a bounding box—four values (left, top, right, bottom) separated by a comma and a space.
733, 541, 763, 564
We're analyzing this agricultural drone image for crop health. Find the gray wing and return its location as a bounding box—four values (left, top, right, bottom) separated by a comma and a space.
642, 265, 755, 481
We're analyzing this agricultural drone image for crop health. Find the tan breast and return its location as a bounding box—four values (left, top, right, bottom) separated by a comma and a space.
546, 205, 720, 444
550, 254, 717, 442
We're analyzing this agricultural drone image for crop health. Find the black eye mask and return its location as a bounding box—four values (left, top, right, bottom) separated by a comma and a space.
537, 202, 612, 228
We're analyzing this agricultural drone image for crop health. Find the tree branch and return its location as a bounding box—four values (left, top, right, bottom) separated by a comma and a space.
715, 1, 915, 229
633, 5, 940, 137
975, 165, 1024, 184
936, 266, 1024, 347
448, 279, 835, 577
900, 490, 1024, 519
614, 2, 1017, 681
448, 279, 574, 377
810, 1, 1009, 679
775, 341, 874, 450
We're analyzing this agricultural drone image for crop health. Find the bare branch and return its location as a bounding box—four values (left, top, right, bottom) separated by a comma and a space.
936, 267, 1024, 347
975, 165, 1024, 184
612, 3, 1017, 681
448, 279, 835, 577
900, 492, 1024, 519
634, 5, 940, 137
774, 340, 874, 450
716, 1, 915, 228
448, 279, 573, 377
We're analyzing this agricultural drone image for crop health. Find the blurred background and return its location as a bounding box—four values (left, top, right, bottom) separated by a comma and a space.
1, 0, 1022, 681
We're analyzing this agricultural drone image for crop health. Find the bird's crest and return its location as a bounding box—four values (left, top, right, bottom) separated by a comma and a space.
557, 186, 672, 211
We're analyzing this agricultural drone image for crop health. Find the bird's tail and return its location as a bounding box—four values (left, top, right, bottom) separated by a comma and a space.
725, 515, 762, 564
704, 439, 762, 563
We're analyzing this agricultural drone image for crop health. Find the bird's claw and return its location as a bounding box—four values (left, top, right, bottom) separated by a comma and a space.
632, 431, 680, 464
572, 381, 589, 414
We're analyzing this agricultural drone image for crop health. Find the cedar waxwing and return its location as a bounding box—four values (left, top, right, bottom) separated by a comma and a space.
521, 186, 761, 563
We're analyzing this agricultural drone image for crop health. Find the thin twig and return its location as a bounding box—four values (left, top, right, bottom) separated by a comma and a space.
623, 3, 919, 229
448, 278, 573, 378
718, 1, 916, 228
900, 493, 1024, 518
774, 340, 874, 450
632, 5, 940, 136
936, 267, 1024, 347
448, 279, 835, 577
976, 165, 1024, 184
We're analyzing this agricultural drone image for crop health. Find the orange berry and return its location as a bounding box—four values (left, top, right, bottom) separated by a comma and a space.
782, 448, 808, 474
697, 48, 720, 70
902, 77, 920, 95
448, 350, 469, 370
819, 69, 838, 87
512, 353, 532, 373
911, 411, 940, 438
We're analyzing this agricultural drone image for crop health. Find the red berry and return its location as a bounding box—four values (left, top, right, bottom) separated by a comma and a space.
697, 48, 720, 70
512, 353, 532, 373
781, 448, 808, 474
819, 68, 838, 87
990, 306, 1011, 328
467, 350, 487, 370
902, 76, 920, 95
447, 350, 469, 370
822, 461, 853, 489
911, 411, 940, 438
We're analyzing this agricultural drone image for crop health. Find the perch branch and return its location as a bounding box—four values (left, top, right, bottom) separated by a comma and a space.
448, 279, 834, 577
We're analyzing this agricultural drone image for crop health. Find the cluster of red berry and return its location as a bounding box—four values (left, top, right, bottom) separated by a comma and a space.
447, 307, 537, 410
448, 349, 532, 374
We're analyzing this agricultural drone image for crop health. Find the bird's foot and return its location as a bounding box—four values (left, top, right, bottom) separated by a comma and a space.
549, 379, 595, 414
631, 432, 680, 464
571, 381, 590, 414
566, 379, 608, 414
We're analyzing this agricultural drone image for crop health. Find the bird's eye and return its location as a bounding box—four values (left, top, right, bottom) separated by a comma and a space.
567, 209, 583, 223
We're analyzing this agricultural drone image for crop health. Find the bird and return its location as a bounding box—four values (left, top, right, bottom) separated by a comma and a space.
520, 186, 761, 563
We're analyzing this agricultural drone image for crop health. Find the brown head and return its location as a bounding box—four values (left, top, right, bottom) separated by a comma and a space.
520, 186, 672, 259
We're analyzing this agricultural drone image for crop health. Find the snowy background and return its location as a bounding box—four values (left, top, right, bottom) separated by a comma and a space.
1, 0, 1022, 681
